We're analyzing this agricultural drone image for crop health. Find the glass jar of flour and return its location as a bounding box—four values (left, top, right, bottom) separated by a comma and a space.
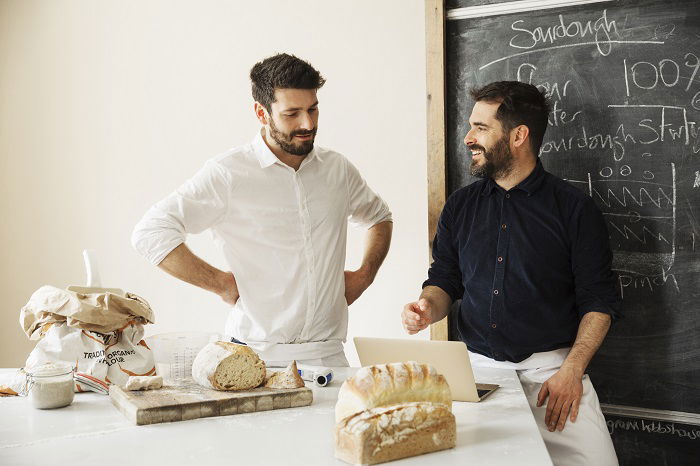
26, 362, 75, 409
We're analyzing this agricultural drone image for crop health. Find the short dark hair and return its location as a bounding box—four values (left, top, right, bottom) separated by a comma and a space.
469, 81, 551, 154
250, 53, 326, 112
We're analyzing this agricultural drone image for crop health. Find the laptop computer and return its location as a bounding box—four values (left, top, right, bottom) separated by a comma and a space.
353, 337, 499, 402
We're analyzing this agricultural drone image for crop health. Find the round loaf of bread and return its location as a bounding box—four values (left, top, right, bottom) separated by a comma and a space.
335, 361, 452, 422
191, 341, 266, 390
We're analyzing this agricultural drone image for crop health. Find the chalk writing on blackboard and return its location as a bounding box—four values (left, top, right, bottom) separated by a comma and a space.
566, 164, 678, 296
480, 9, 666, 70
444, 3, 700, 460
607, 418, 700, 440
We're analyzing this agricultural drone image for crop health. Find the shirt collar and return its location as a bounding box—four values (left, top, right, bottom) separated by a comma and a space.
481, 178, 499, 196
252, 129, 322, 169
516, 159, 545, 195
481, 159, 546, 197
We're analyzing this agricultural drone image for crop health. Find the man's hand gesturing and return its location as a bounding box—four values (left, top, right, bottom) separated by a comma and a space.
402, 298, 432, 335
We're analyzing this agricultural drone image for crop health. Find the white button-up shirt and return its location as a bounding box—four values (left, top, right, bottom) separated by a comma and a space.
132, 131, 392, 361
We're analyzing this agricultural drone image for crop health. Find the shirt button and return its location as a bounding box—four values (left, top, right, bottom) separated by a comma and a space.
505, 194, 510, 199
493, 289, 499, 295
497, 256, 503, 262
491, 323, 497, 328
501, 224, 507, 230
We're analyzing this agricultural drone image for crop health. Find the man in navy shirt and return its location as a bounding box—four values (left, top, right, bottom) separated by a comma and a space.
402, 81, 619, 466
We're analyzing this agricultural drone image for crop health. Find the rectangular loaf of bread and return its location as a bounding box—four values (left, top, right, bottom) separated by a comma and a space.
335, 361, 452, 423
335, 401, 456, 465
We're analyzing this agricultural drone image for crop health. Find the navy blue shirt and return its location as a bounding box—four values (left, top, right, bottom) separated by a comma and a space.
424, 161, 621, 362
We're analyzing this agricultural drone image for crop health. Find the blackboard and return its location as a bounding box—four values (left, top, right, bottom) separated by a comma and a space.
603, 406, 700, 465
443, 0, 699, 462
446, 0, 507, 7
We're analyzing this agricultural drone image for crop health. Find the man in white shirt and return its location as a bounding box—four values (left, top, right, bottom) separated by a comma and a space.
132, 53, 392, 366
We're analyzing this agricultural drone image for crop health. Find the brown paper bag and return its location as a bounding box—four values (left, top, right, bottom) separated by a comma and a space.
20, 285, 154, 339
20, 286, 156, 392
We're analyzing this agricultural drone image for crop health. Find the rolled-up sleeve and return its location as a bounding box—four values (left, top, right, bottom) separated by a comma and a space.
571, 197, 622, 321
131, 160, 232, 265
422, 198, 464, 302
345, 158, 392, 229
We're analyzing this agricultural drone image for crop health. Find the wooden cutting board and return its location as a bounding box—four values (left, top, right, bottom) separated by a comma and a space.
109, 378, 313, 425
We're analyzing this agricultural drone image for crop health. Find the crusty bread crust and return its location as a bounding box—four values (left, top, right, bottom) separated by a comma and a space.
335, 402, 456, 465
335, 361, 452, 422
265, 361, 305, 389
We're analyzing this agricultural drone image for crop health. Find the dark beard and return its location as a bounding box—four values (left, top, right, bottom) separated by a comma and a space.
469, 136, 514, 179
269, 117, 316, 156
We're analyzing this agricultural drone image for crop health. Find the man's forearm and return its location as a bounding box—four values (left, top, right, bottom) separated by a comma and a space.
561, 311, 612, 376
158, 243, 229, 295
419, 285, 453, 324
358, 221, 393, 282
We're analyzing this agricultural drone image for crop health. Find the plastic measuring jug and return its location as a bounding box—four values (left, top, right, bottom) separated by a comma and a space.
145, 332, 219, 381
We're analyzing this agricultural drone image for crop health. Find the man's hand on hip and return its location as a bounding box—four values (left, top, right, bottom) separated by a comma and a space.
217, 271, 240, 306
157, 244, 240, 306
344, 269, 372, 306
537, 366, 584, 432
402, 298, 432, 334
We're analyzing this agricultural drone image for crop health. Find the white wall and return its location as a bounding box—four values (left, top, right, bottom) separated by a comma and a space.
0, 0, 430, 368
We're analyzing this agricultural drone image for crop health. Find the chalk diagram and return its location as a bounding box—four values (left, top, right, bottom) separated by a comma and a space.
567, 162, 676, 277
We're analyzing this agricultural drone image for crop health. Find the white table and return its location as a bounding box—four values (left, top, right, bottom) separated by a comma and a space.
0, 367, 552, 466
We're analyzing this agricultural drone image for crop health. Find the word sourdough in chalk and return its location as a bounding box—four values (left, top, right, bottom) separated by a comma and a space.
479, 9, 665, 70
510, 9, 619, 55
540, 124, 632, 160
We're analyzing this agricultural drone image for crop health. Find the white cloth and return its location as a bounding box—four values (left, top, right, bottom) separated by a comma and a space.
132, 131, 391, 361
469, 347, 571, 383
266, 350, 349, 368
469, 350, 618, 466
520, 374, 618, 466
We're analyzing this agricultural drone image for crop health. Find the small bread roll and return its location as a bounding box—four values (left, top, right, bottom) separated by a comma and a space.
191, 342, 266, 391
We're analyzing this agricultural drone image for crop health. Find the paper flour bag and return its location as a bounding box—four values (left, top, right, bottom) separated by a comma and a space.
20, 286, 156, 392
